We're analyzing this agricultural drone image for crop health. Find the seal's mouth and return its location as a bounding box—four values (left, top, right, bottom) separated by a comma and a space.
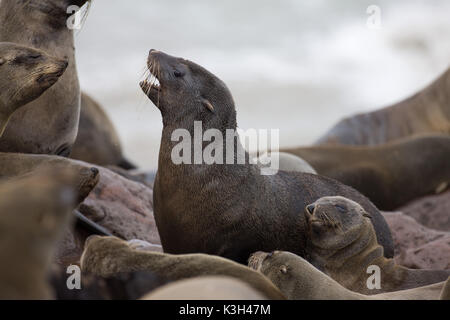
140, 54, 162, 98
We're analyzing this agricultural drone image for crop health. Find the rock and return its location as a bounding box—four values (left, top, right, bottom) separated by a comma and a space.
397, 191, 450, 232
382, 211, 450, 270
55, 163, 160, 266
79, 166, 160, 245
397, 237, 450, 270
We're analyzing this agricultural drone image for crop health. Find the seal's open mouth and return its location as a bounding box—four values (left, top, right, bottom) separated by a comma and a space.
140, 54, 161, 97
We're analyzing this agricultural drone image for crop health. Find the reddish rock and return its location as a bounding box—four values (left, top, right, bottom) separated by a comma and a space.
397, 191, 450, 232
56, 164, 160, 266
382, 211, 450, 270
79, 166, 160, 245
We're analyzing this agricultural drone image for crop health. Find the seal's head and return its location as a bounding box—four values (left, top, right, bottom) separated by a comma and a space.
304, 196, 372, 251
0, 42, 68, 135
140, 50, 236, 129
249, 251, 304, 297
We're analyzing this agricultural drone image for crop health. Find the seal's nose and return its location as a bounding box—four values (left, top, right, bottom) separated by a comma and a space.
90, 167, 99, 177
149, 49, 160, 55
306, 204, 315, 215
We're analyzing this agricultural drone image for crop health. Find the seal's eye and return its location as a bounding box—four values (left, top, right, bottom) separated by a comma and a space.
335, 204, 347, 213
173, 70, 184, 78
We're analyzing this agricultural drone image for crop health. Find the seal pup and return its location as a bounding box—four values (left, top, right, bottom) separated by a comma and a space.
140, 50, 394, 262
0, 42, 67, 137
304, 196, 450, 294
317, 67, 450, 146
248, 251, 447, 300
0, 0, 91, 155
141, 276, 267, 300
70, 92, 136, 169
281, 134, 450, 210
80, 236, 286, 300
0, 169, 79, 299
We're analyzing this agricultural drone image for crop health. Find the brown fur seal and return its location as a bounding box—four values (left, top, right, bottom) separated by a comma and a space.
140, 50, 394, 263
0, 168, 79, 299
281, 134, 450, 210
249, 251, 447, 300
70, 92, 136, 169
0, 42, 67, 137
0, 153, 99, 203
304, 196, 450, 294
80, 236, 286, 300
317, 67, 450, 146
141, 276, 267, 300
0, 0, 91, 155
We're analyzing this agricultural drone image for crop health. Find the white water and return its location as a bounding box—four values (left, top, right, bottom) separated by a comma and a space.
75, 0, 450, 169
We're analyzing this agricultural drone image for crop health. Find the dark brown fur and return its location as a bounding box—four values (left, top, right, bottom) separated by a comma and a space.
282, 134, 450, 210
141, 50, 394, 263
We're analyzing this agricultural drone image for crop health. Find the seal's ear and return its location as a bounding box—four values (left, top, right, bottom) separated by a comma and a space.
202, 99, 215, 113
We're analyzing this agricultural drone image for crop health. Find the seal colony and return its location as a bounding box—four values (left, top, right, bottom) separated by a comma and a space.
140, 50, 394, 263
0, 1, 449, 301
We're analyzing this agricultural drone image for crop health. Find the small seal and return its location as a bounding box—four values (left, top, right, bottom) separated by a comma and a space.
80, 236, 286, 300
0, 0, 92, 155
140, 50, 394, 263
0, 168, 79, 299
304, 196, 450, 294
0, 42, 67, 137
317, 67, 450, 146
248, 250, 447, 300
70, 92, 136, 169
282, 134, 450, 210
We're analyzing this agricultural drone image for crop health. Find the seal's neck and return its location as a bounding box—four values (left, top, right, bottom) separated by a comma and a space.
308, 222, 388, 288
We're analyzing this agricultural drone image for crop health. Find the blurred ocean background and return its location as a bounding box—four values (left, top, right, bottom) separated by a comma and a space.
75, 0, 450, 169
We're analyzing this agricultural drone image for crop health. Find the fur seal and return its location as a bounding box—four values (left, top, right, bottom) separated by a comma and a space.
304, 196, 450, 294
0, 168, 79, 299
80, 236, 286, 300
70, 92, 136, 169
0, 0, 91, 155
317, 67, 450, 146
140, 50, 394, 262
0, 42, 67, 137
141, 276, 267, 300
0, 153, 99, 204
248, 251, 447, 300
281, 134, 450, 210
